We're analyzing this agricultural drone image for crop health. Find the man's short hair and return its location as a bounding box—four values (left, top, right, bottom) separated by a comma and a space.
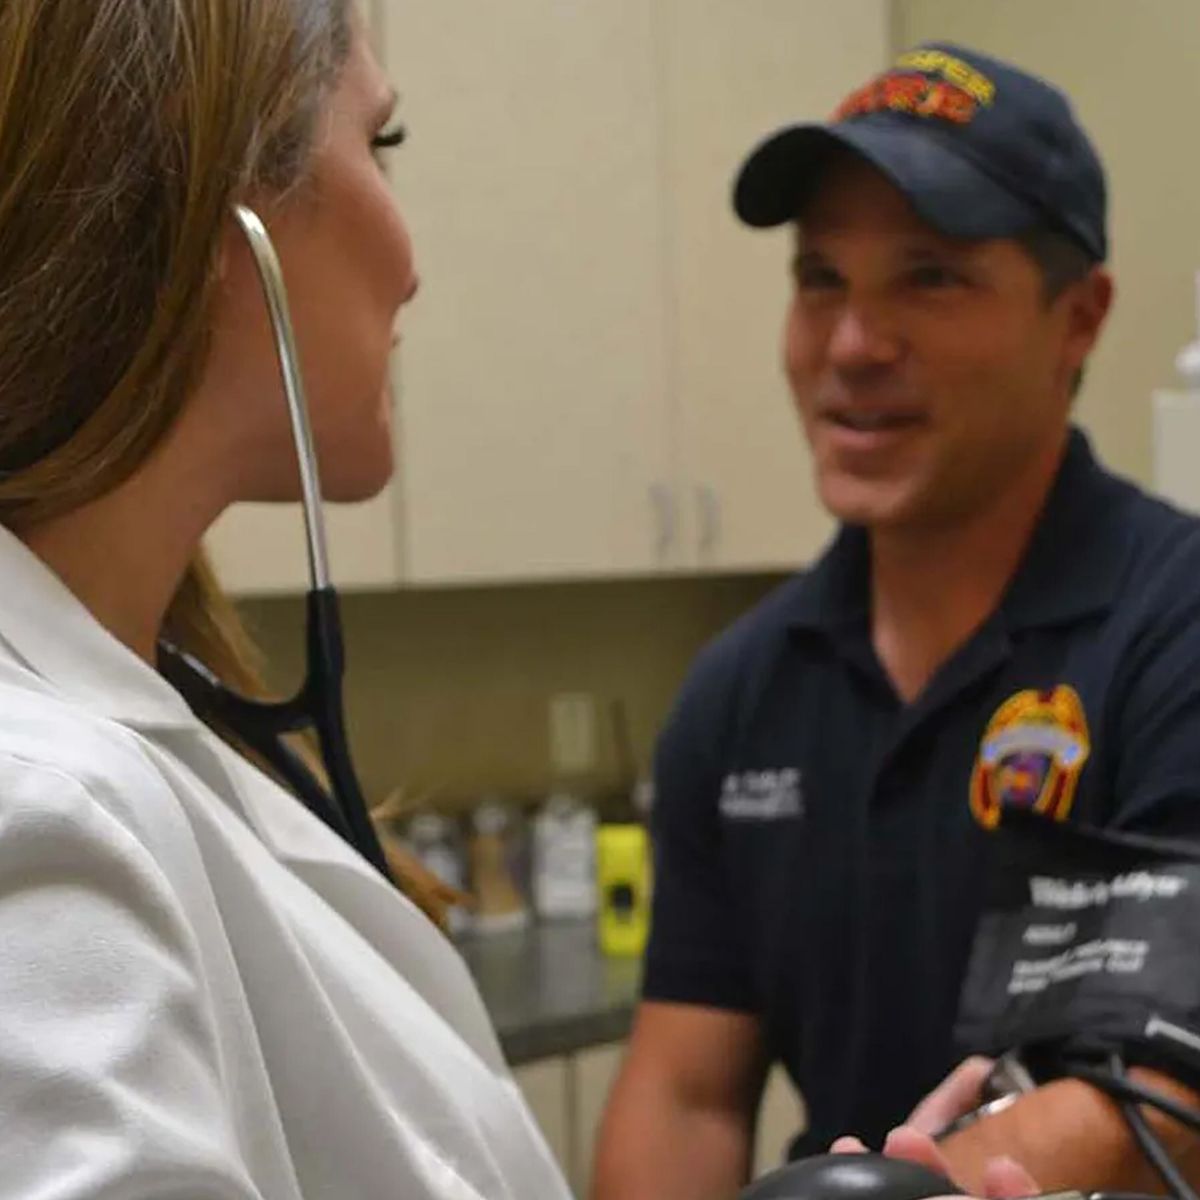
1017, 225, 1097, 302
1015, 226, 1098, 398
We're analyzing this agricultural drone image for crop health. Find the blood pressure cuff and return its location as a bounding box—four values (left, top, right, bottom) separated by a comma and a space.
955, 809, 1200, 1083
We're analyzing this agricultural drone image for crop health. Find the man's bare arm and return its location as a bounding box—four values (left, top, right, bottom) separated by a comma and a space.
591, 1000, 768, 1200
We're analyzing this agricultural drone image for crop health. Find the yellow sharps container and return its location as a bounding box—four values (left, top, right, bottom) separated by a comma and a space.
595, 823, 651, 958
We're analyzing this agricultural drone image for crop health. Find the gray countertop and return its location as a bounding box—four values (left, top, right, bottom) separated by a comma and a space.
458, 918, 642, 1066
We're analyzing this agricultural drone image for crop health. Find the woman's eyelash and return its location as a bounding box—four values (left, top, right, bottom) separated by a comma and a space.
372, 125, 407, 151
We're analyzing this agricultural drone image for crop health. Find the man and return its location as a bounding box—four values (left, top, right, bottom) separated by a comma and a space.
593, 42, 1200, 1200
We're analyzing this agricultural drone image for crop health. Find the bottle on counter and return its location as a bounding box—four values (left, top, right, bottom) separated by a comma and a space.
403, 810, 470, 936
467, 797, 530, 936
1153, 268, 1200, 510
631, 776, 655, 820
532, 792, 598, 921
595, 823, 652, 958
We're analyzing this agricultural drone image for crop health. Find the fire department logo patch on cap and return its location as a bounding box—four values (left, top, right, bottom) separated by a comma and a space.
970, 685, 1090, 830
833, 48, 997, 127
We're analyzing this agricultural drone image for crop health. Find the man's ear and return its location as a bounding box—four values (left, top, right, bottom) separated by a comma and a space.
1063, 266, 1115, 373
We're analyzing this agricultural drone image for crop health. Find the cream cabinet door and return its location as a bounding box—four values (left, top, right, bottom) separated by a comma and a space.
571, 1042, 627, 1197
382, 0, 674, 584
754, 1066, 806, 1180
660, 0, 887, 571
213, 1, 889, 594
514, 1057, 573, 1181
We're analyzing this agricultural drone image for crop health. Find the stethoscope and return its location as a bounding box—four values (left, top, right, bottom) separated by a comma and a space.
158, 204, 393, 884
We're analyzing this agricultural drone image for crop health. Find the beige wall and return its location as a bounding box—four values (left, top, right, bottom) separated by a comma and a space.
895, 0, 1200, 484
243, 5, 1200, 817
241, 575, 780, 812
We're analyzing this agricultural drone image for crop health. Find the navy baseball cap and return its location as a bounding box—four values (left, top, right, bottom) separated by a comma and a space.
734, 43, 1107, 261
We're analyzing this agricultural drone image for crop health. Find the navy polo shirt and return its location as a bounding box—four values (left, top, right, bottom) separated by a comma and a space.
643, 429, 1200, 1156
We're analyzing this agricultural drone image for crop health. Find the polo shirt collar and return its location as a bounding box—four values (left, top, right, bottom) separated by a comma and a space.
0, 523, 199, 730
1001, 428, 1130, 630
785, 525, 869, 634
787, 427, 1128, 636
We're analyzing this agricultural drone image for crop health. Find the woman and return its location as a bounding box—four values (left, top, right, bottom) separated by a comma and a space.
0, 3, 571, 1197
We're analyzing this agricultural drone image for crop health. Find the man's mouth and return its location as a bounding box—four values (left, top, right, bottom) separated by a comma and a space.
823, 409, 926, 433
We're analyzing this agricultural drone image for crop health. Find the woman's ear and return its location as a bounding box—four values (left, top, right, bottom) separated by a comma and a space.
217, 198, 267, 284
214, 212, 244, 285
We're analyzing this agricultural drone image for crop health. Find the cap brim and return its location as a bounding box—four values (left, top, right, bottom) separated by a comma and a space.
733, 121, 1042, 240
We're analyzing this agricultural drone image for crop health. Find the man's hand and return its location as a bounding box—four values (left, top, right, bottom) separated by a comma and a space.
854, 1055, 1200, 1196
906, 1058, 996, 1137
831, 1127, 1039, 1199
829, 1055, 1039, 1200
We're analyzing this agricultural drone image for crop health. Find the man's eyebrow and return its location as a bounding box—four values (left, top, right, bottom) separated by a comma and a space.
794, 247, 832, 266
899, 240, 980, 262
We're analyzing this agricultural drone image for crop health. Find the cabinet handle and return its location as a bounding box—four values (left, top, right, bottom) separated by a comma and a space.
697, 484, 721, 557
650, 483, 677, 561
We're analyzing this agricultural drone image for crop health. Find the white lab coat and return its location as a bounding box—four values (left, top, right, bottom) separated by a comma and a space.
0, 526, 572, 1200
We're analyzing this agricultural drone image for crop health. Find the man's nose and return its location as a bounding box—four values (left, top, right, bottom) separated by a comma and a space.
826, 301, 903, 371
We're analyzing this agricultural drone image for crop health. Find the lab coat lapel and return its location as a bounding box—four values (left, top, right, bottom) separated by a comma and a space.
140, 724, 509, 1074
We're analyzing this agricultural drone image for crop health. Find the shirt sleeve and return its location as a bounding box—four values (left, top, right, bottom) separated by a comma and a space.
1110, 535, 1200, 844
641, 645, 758, 1013
0, 755, 271, 1200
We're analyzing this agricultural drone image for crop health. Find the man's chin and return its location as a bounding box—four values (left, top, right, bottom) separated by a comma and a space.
817, 475, 921, 530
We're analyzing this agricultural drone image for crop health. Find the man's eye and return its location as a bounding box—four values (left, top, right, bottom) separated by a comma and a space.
795, 264, 843, 291
905, 264, 962, 289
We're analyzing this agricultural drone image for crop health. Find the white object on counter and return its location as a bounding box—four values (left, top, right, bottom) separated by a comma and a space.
532, 794, 598, 920
631, 776, 655, 818
1152, 391, 1200, 513
1176, 270, 1200, 386
1152, 271, 1200, 513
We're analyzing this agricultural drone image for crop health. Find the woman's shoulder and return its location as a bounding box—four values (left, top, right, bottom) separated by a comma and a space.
0, 667, 195, 860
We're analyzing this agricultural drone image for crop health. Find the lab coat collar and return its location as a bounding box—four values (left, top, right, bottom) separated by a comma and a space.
0, 523, 199, 730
